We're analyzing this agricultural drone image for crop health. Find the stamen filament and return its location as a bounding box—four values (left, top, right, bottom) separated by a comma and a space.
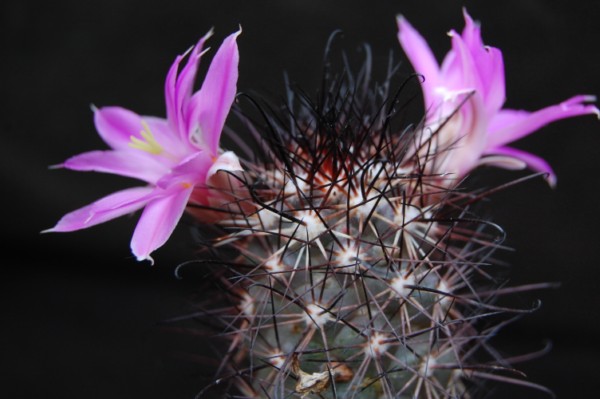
129, 120, 164, 155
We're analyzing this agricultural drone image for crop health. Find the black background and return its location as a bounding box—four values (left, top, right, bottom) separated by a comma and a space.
4, 0, 600, 397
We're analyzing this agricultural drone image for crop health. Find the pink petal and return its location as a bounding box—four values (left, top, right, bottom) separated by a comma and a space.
396, 15, 440, 110
143, 116, 192, 158
95, 107, 192, 160
187, 29, 241, 156
460, 12, 506, 115
447, 29, 483, 98
477, 154, 527, 171
478, 46, 505, 117
130, 186, 193, 263
437, 11, 505, 119
436, 31, 489, 169
487, 95, 599, 149
94, 106, 145, 150
43, 187, 154, 233
165, 30, 212, 140
62, 150, 168, 184
164, 53, 186, 133
460, 9, 484, 50
155, 151, 213, 190
440, 93, 489, 177
486, 146, 557, 187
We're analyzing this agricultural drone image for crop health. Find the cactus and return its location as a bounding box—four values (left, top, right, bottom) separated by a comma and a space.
182, 51, 549, 398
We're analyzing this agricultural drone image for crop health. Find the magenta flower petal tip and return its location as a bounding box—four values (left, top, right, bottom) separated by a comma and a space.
577, 95, 600, 118
397, 8, 598, 182
48, 29, 243, 262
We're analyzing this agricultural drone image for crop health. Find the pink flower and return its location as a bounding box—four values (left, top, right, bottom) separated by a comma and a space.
45, 29, 243, 263
397, 9, 598, 185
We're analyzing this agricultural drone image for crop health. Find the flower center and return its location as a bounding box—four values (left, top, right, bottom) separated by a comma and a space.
129, 121, 164, 155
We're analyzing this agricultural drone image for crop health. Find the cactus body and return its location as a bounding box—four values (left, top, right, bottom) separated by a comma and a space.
189, 59, 536, 398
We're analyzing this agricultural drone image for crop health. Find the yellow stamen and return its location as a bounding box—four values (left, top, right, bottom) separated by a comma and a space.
181, 182, 192, 189
128, 120, 164, 155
